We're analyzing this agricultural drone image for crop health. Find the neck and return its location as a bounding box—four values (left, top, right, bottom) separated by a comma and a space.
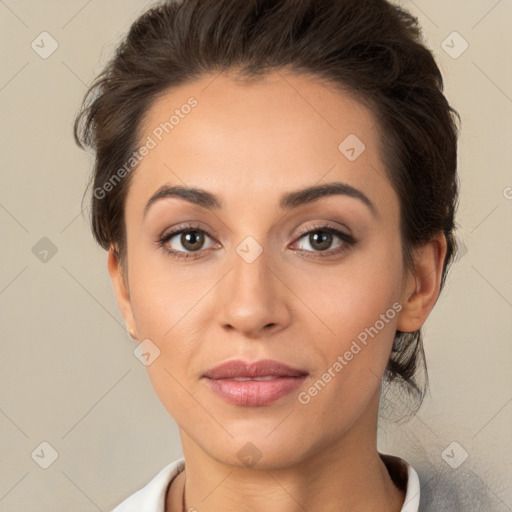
167, 397, 405, 512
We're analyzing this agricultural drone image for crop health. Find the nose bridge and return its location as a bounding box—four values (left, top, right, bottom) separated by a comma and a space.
215, 236, 290, 336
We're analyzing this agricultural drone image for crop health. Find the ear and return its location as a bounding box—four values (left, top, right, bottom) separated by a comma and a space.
107, 247, 138, 340
396, 232, 448, 333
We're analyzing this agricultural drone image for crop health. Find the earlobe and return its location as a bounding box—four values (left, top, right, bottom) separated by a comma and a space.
107, 247, 138, 339
396, 233, 448, 333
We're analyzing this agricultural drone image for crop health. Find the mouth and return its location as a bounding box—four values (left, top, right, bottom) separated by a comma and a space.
202, 359, 308, 406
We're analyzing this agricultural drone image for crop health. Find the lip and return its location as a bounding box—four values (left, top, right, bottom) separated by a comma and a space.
203, 359, 308, 379
202, 359, 308, 407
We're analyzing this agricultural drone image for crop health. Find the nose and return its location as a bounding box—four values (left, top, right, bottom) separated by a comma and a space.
215, 244, 292, 338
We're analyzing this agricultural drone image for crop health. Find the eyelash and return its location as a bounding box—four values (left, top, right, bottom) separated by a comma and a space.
156, 222, 356, 261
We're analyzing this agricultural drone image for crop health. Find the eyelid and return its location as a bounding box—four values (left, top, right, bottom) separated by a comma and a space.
159, 221, 218, 239
293, 220, 353, 239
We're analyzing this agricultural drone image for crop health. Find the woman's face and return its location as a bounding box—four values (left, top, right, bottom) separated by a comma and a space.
115, 71, 417, 468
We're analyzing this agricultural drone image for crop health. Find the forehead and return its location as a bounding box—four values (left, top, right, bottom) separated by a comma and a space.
128, 70, 394, 215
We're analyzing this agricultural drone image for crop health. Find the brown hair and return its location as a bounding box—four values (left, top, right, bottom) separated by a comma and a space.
73, 0, 460, 411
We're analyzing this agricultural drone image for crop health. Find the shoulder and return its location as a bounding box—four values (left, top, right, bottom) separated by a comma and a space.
382, 452, 497, 512
416, 463, 498, 512
109, 457, 185, 512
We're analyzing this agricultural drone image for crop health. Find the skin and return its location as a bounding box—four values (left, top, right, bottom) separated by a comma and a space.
108, 70, 447, 512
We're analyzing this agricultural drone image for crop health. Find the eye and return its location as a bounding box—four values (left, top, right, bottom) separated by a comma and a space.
292, 225, 356, 257
157, 223, 219, 259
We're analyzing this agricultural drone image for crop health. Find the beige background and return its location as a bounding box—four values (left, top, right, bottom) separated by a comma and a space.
0, 0, 511, 510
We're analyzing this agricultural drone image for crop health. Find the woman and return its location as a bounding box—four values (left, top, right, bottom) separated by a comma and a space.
74, 0, 459, 510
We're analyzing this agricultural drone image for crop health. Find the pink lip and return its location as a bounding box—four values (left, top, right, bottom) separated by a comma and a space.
202, 359, 308, 407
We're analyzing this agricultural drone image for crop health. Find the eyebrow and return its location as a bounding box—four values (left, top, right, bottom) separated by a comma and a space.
143, 181, 377, 217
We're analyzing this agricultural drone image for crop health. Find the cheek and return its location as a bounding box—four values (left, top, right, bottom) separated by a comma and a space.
290, 237, 403, 400
293, 287, 401, 439
128, 241, 213, 339
126, 251, 217, 414
128, 275, 205, 422
291, 232, 403, 344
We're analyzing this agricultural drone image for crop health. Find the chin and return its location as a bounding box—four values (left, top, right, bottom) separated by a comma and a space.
198, 429, 317, 470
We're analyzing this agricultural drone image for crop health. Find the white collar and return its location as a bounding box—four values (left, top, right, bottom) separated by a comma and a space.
380, 453, 421, 512
402, 465, 421, 511
110, 455, 420, 512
